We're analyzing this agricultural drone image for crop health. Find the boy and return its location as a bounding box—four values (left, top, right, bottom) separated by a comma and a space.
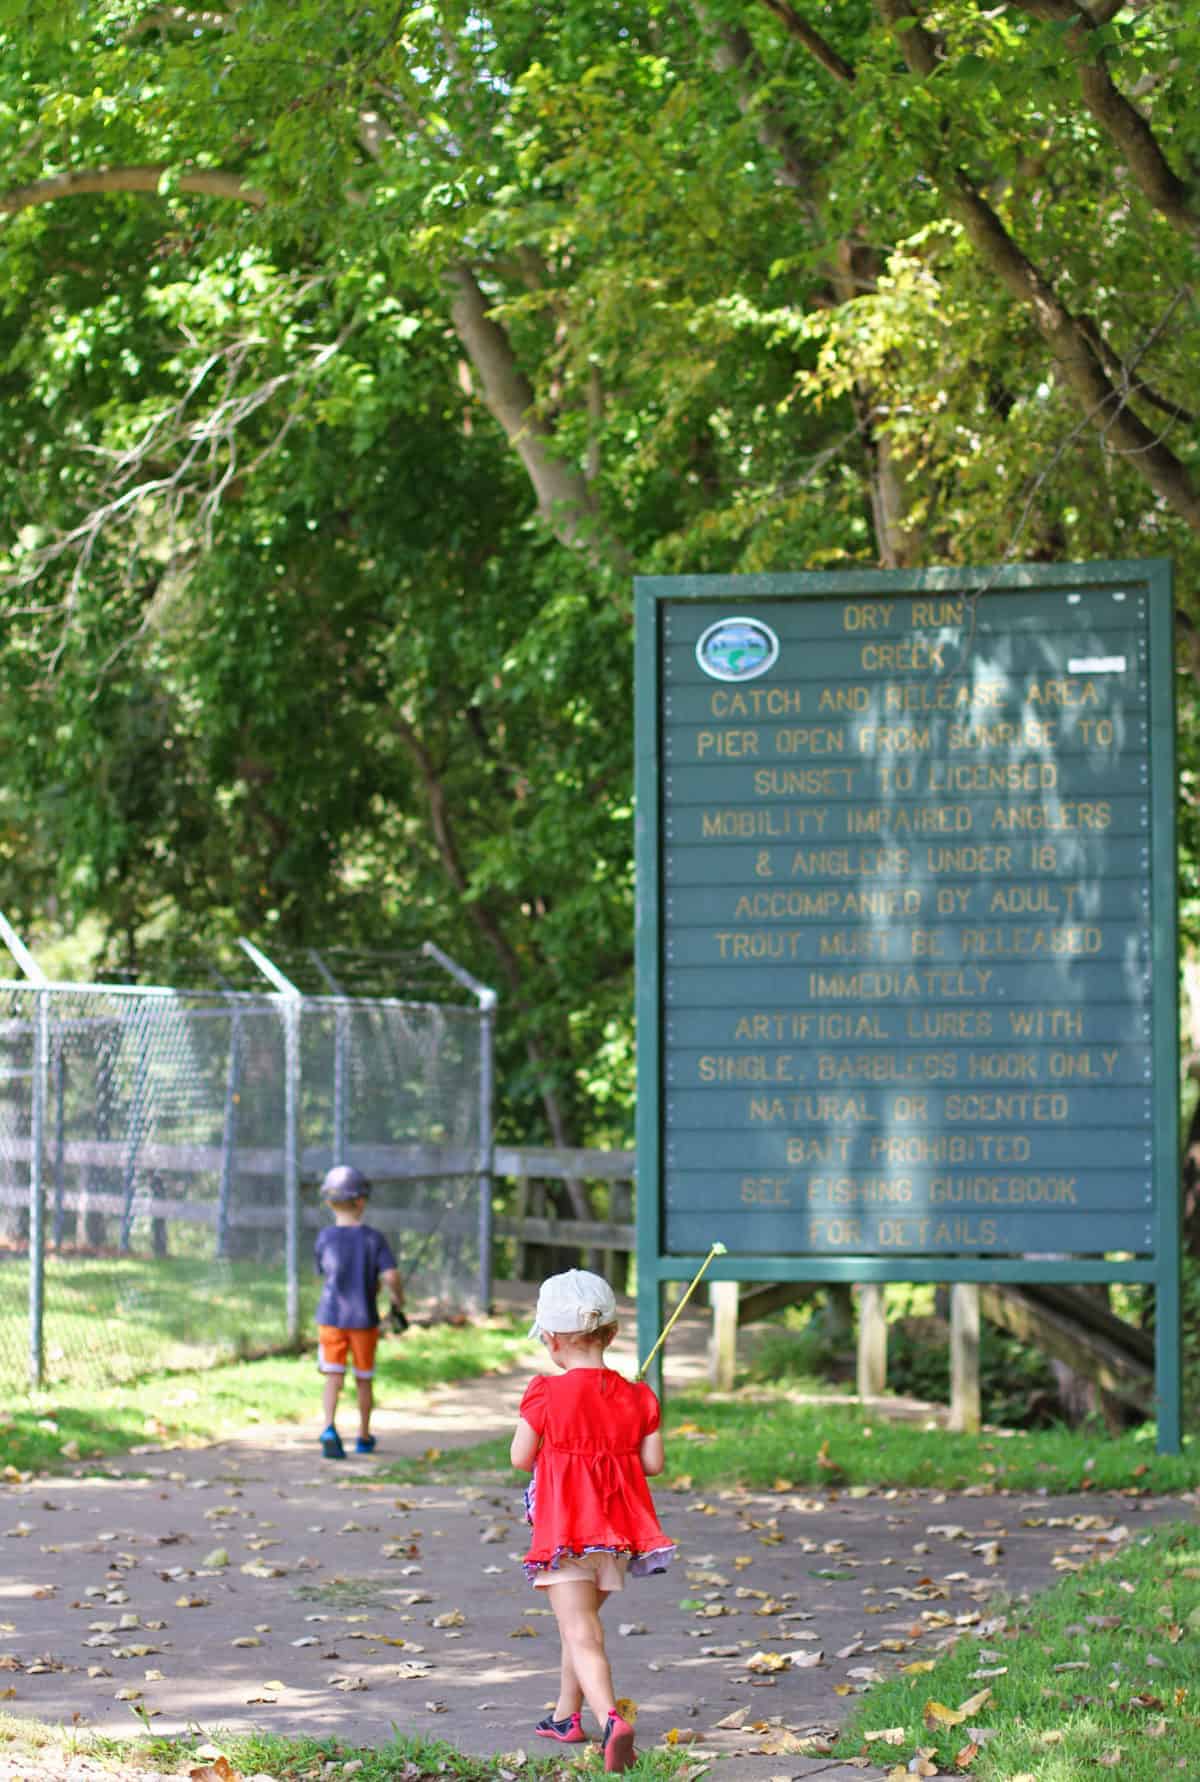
314, 1163, 405, 1458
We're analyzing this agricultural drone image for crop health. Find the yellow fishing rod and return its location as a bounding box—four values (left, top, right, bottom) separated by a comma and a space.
635, 1242, 728, 1382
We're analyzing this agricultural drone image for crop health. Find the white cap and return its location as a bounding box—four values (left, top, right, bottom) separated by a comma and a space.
529, 1269, 617, 1339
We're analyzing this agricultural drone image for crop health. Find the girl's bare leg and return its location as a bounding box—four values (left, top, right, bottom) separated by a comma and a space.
322, 1370, 342, 1426
547, 1581, 617, 1729
552, 1588, 609, 1719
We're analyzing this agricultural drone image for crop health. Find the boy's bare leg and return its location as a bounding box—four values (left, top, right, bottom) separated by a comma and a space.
354, 1373, 374, 1438
547, 1581, 617, 1730
322, 1370, 343, 1427
552, 1588, 608, 1720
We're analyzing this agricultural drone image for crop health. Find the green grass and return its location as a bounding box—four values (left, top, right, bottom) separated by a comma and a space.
0, 1252, 324, 1393
0, 1719, 696, 1780
375, 1390, 1200, 1494
0, 1315, 531, 1476
840, 1521, 1200, 1779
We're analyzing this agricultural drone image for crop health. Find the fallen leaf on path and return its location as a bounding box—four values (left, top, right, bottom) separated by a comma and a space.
863, 1727, 905, 1746
745, 1650, 790, 1673
187, 1759, 237, 1782
753, 1729, 810, 1755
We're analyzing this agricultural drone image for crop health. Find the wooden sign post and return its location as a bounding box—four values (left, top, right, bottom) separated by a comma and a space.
634, 561, 1180, 1449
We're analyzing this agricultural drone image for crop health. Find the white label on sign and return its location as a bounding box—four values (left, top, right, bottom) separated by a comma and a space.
1068, 655, 1126, 673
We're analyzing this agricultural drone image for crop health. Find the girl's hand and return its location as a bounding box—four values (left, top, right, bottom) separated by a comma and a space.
510, 1416, 540, 1471
640, 1429, 665, 1476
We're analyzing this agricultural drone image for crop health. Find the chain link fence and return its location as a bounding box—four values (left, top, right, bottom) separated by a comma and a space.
0, 951, 493, 1394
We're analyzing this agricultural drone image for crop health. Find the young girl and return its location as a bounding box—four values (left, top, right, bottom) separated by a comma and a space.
510, 1268, 675, 1774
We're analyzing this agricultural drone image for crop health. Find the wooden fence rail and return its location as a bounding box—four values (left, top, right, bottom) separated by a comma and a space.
5, 1139, 1071, 1424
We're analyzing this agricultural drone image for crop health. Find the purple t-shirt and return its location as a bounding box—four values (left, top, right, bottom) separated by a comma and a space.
314, 1223, 398, 1329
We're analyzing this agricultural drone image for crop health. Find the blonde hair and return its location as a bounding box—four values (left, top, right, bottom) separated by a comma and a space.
548, 1320, 618, 1350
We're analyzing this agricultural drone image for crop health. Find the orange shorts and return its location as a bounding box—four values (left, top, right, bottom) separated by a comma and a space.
317, 1325, 380, 1378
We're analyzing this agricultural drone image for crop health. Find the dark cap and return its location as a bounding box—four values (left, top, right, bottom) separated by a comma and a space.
321, 1163, 370, 1202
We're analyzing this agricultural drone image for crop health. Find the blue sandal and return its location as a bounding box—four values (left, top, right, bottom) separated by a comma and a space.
355, 1434, 376, 1454
321, 1425, 346, 1459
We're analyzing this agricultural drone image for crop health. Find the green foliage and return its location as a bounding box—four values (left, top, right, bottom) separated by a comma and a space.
882, 1311, 1061, 1430
0, 1719, 699, 1781
0, 1312, 531, 1475
1, 0, 1199, 1157
377, 1390, 1200, 1494
842, 1523, 1200, 1781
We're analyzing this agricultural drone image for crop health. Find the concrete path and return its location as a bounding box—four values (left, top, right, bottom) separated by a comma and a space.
1, 1308, 1195, 1780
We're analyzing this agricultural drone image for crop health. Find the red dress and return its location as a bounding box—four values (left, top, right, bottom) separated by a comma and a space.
519, 1369, 675, 1580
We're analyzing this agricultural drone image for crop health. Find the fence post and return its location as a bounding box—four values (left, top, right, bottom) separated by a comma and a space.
605, 1180, 633, 1292
710, 1280, 739, 1389
239, 940, 303, 1346
421, 943, 498, 1314
857, 1283, 888, 1399
29, 989, 49, 1389
0, 915, 50, 1389
476, 990, 496, 1311
284, 998, 301, 1342
308, 952, 350, 1164
119, 1004, 155, 1251
51, 1033, 66, 1249
216, 1008, 241, 1261
949, 1283, 982, 1433
333, 1002, 349, 1163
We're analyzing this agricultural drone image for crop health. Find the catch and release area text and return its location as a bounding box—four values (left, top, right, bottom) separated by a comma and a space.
653, 579, 1164, 1257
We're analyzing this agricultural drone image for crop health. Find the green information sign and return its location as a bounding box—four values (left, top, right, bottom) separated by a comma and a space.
635, 561, 1181, 1448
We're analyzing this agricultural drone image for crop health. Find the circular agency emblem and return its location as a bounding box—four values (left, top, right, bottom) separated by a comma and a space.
695, 615, 780, 682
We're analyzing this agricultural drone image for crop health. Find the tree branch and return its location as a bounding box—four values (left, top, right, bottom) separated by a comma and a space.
6, 308, 351, 624
447, 263, 630, 574
0, 165, 266, 214
756, 0, 856, 86
1001, 0, 1200, 241
692, 1, 819, 193
875, 0, 1200, 534
391, 712, 593, 1201
705, 2, 923, 564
